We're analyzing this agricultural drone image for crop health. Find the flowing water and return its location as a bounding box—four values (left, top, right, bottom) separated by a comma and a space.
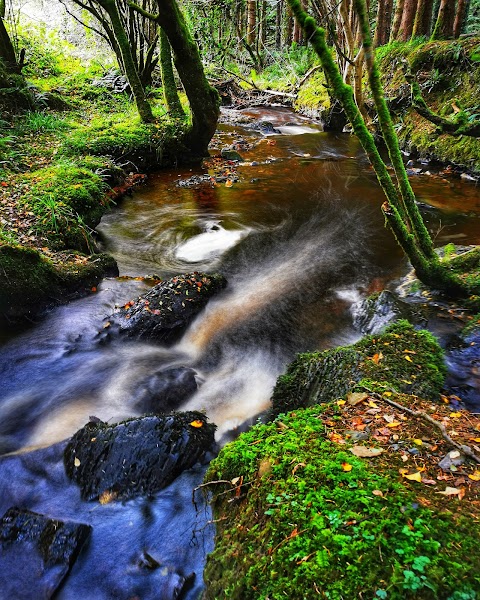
1, 107, 479, 598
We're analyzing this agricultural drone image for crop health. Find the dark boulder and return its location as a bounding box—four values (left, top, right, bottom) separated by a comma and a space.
64, 411, 216, 502
133, 366, 199, 414
0, 507, 91, 599
100, 272, 227, 343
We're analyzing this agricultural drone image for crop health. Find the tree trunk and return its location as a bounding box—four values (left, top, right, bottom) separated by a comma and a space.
374, 0, 393, 46
159, 28, 184, 119
412, 0, 435, 36
247, 0, 257, 45
453, 0, 468, 36
154, 0, 220, 158
97, 0, 154, 122
398, 0, 418, 40
390, 0, 405, 40
431, 0, 456, 39
0, 16, 18, 70
276, 0, 283, 48
284, 4, 294, 45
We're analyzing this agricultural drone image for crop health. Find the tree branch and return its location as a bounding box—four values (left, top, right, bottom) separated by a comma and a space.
127, 1, 158, 22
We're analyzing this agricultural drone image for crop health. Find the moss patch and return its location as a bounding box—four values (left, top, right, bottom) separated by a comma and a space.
204, 403, 480, 600
272, 321, 445, 415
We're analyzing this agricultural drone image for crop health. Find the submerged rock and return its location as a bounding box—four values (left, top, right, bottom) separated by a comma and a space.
64, 411, 216, 502
0, 507, 91, 599
132, 366, 198, 414
100, 272, 227, 343
271, 321, 445, 415
446, 319, 480, 408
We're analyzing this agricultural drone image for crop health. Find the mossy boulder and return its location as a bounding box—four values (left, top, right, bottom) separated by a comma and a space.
64, 411, 216, 502
0, 244, 117, 324
203, 405, 480, 600
101, 272, 227, 344
272, 321, 445, 415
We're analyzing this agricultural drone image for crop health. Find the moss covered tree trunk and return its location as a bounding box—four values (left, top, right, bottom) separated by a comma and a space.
96, 0, 154, 123
431, 0, 456, 39
390, 0, 405, 40
285, 0, 470, 297
154, 0, 220, 157
412, 0, 435, 37
159, 27, 185, 119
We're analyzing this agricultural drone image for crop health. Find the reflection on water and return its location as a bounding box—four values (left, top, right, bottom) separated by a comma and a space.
0, 106, 479, 598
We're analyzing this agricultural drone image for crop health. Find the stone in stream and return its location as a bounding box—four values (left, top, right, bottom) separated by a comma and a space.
64, 411, 216, 502
0, 507, 91, 599
132, 366, 199, 414
220, 148, 243, 161
353, 290, 424, 335
99, 272, 227, 344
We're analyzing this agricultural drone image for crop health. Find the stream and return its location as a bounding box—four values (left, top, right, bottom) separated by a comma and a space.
1, 106, 479, 599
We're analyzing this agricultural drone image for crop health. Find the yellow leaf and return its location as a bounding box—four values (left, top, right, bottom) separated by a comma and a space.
225, 179, 233, 187
337, 400, 346, 406
383, 391, 393, 397
189, 420, 204, 428
450, 412, 462, 418
341, 462, 353, 472
403, 349, 416, 354
368, 400, 379, 408
468, 471, 480, 481
413, 439, 423, 446
74, 457, 81, 467
386, 422, 401, 428
404, 471, 422, 482
404, 355, 413, 363
99, 490, 117, 505
469, 438, 480, 443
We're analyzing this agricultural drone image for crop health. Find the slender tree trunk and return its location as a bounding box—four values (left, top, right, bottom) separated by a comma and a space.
398, 0, 418, 39
159, 28, 184, 118
0, 15, 17, 70
374, 0, 393, 46
276, 0, 283, 48
247, 0, 257, 45
431, 0, 456, 39
412, 0, 435, 36
453, 0, 468, 36
97, 0, 153, 122
284, 4, 294, 45
390, 0, 405, 40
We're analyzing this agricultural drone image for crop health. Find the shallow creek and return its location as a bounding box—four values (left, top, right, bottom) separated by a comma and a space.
0, 107, 479, 598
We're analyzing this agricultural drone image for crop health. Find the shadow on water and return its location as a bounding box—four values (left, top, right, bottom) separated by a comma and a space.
1, 106, 479, 598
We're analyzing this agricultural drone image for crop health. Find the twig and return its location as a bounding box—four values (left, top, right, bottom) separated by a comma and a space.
371, 392, 480, 464
217, 66, 259, 89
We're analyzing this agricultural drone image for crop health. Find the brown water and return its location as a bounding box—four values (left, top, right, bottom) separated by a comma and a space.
0, 107, 479, 599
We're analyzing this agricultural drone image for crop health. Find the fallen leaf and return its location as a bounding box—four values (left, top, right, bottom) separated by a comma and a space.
404, 471, 422, 482
403, 349, 416, 354
231, 477, 241, 485
337, 400, 346, 406
349, 446, 384, 458
189, 420, 204, 428
468, 471, 480, 481
74, 457, 81, 467
469, 438, 480, 443
458, 488, 466, 500
372, 352, 383, 364
341, 462, 353, 472
99, 490, 117, 505
386, 422, 401, 428
404, 355, 413, 362
225, 179, 233, 187
329, 433, 346, 444
450, 412, 462, 418
421, 479, 437, 485
372, 490, 383, 497
437, 486, 461, 496
347, 392, 368, 406
413, 439, 423, 445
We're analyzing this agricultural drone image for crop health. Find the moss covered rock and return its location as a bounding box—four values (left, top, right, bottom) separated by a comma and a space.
0, 244, 117, 324
204, 406, 480, 600
272, 321, 445, 415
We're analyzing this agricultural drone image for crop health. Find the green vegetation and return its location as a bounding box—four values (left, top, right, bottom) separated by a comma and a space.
272, 321, 446, 415
204, 404, 480, 599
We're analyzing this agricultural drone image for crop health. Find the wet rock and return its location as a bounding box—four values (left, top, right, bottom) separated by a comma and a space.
353, 290, 424, 335
446, 323, 480, 408
64, 411, 216, 502
0, 507, 91, 599
322, 99, 348, 132
100, 272, 227, 344
176, 174, 214, 188
271, 321, 445, 415
133, 366, 199, 414
221, 148, 243, 161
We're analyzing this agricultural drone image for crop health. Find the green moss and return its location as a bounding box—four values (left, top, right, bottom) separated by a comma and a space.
272, 321, 445, 415
294, 70, 330, 113
204, 406, 480, 599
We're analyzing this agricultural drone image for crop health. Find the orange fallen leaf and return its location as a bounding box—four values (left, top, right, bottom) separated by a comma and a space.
189, 420, 204, 428
225, 179, 233, 187
341, 462, 353, 472
371, 352, 383, 364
